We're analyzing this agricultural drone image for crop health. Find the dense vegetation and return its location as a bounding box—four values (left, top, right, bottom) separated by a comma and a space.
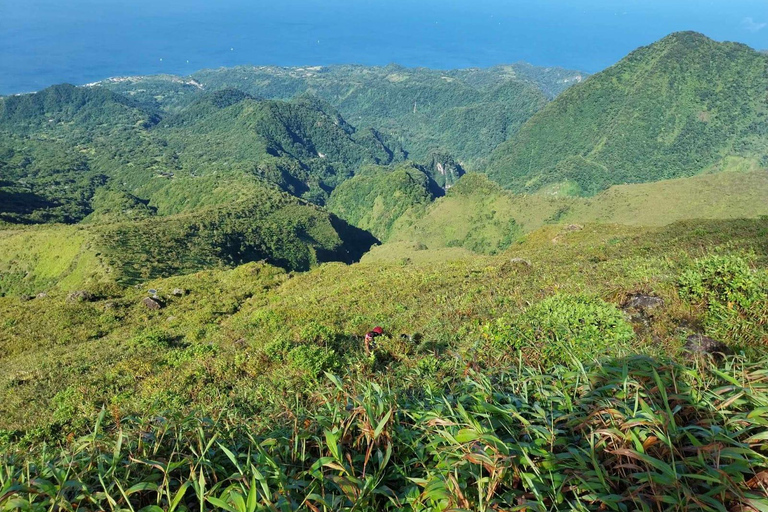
1, 32, 768, 511
488, 32, 768, 195
3, 355, 768, 511
326, 164, 443, 240
98, 63, 584, 165
0, 84, 396, 278
155, 92, 405, 203
1, 218, 767, 510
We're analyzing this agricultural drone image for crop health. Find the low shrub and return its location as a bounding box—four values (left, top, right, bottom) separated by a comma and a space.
679, 254, 767, 345
128, 328, 176, 348
287, 344, 339, 377
679, 254, 762, 309
507, 294, 635, 366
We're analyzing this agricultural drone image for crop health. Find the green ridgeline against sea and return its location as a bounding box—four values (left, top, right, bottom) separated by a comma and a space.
1, 31, 768, 511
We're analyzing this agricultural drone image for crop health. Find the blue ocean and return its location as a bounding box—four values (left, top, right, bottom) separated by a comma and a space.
1, 0, 766, 95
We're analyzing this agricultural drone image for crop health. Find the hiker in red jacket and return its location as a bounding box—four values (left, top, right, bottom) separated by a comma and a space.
364, 326, 384, 355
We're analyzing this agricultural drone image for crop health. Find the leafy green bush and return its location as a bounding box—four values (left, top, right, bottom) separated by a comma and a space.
679, 254, 761, 308
287, 344, 339, 377
506, 294, 635, 366
679, 254, 767, 344
129, 328, 176, 349
299, 321, 337, 344
262, 337, 293, 363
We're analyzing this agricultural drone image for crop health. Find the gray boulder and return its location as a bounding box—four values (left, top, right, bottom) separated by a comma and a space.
142, 297, 162, 310
623, 294, 664, 325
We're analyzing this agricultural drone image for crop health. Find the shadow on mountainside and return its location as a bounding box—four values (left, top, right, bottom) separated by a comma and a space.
0, 188, 61, 222
321, 215, 380, 264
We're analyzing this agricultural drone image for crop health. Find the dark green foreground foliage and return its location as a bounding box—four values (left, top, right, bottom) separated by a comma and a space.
1, 355, 767, 511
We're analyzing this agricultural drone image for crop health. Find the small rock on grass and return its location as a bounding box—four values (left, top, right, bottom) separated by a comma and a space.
509, 257, 532, 267
142, 297, 162, 310
66, 290, 94, 303
624, 293, 664, 313
683, 334, 732, 356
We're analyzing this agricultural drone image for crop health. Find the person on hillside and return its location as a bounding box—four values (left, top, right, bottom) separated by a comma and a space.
364, 326, 384, 355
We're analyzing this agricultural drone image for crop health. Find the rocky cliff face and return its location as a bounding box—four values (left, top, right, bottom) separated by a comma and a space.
425, 152, 465, 191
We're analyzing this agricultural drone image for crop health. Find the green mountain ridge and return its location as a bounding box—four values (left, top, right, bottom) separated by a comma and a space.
0, 83, 159, 132
0, 83, 406, 220
91, 62, 583, 165
154, 92, 405, 202
487, 32, 768, 195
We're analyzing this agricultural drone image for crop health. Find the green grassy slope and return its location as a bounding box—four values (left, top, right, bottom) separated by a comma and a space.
4, 353, 768, 511
568, 166, 768, 225
0, 225, 103, 297
378, 170, 768, 257
487, 32, 768, 195
3, 36, 768, 512
384, 174, 529, 254
0, 218, 765, 436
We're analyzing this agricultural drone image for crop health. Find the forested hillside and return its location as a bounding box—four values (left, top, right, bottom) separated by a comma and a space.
326, 164, 442, 240
488, 32, 768, 195
94, 63, 585, 165
0, 85, 394, 281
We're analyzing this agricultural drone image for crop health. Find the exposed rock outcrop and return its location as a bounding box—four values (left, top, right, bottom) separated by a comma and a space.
142, 297, 162, 310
